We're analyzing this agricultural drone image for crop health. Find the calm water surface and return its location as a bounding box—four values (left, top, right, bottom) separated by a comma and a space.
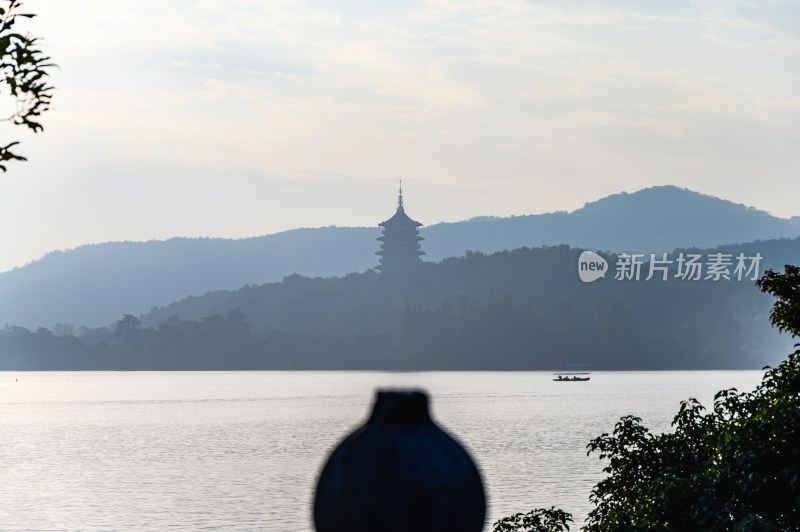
0, 370, 763, 531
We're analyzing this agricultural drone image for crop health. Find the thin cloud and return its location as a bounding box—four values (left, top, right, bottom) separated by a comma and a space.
1, 0, 797, 272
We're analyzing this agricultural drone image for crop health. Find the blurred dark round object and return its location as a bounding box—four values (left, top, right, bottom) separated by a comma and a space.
313, 390, 486, 532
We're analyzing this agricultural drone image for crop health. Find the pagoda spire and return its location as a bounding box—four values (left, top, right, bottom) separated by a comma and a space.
398, 179, 403, 209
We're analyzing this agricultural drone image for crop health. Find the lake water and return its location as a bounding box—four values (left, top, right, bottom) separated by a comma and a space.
0, 370, 764, 531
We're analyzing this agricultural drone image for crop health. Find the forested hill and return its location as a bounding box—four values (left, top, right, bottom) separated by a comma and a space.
3, 240, 798, 371
1, 185, 799, 328
0, 227, 379, 328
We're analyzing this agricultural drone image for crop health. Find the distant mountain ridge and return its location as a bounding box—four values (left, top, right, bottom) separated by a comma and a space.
1, 185, 798, 327
425, 186, 800, 259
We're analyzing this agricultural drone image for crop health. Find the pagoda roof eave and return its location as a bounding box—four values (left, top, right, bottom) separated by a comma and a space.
379, 206, 422, 228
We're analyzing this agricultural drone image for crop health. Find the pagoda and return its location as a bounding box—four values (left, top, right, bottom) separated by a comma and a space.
376, 181, 425, 273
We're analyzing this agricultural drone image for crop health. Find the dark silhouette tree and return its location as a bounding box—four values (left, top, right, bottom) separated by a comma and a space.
113, 314, 141, 344
497, 266, 800, 531
756, 264, 800, 337
493, 508, 573, 532
0, 0, 54, 170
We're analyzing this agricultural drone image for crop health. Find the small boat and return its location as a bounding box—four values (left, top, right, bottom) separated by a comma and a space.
553, 372, 590, 382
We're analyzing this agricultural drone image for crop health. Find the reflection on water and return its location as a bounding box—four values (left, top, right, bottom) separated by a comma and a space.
0, 370, 762, 531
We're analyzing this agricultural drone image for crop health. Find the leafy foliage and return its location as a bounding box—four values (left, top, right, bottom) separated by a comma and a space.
495, 265, 800, 531
756, 264, 800, 337
493, 507, 573, 532
0, 0, 53, 170
582, 345, 800, 531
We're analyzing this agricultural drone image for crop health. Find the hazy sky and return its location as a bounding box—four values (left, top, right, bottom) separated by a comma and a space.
0, 0, 798, 272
